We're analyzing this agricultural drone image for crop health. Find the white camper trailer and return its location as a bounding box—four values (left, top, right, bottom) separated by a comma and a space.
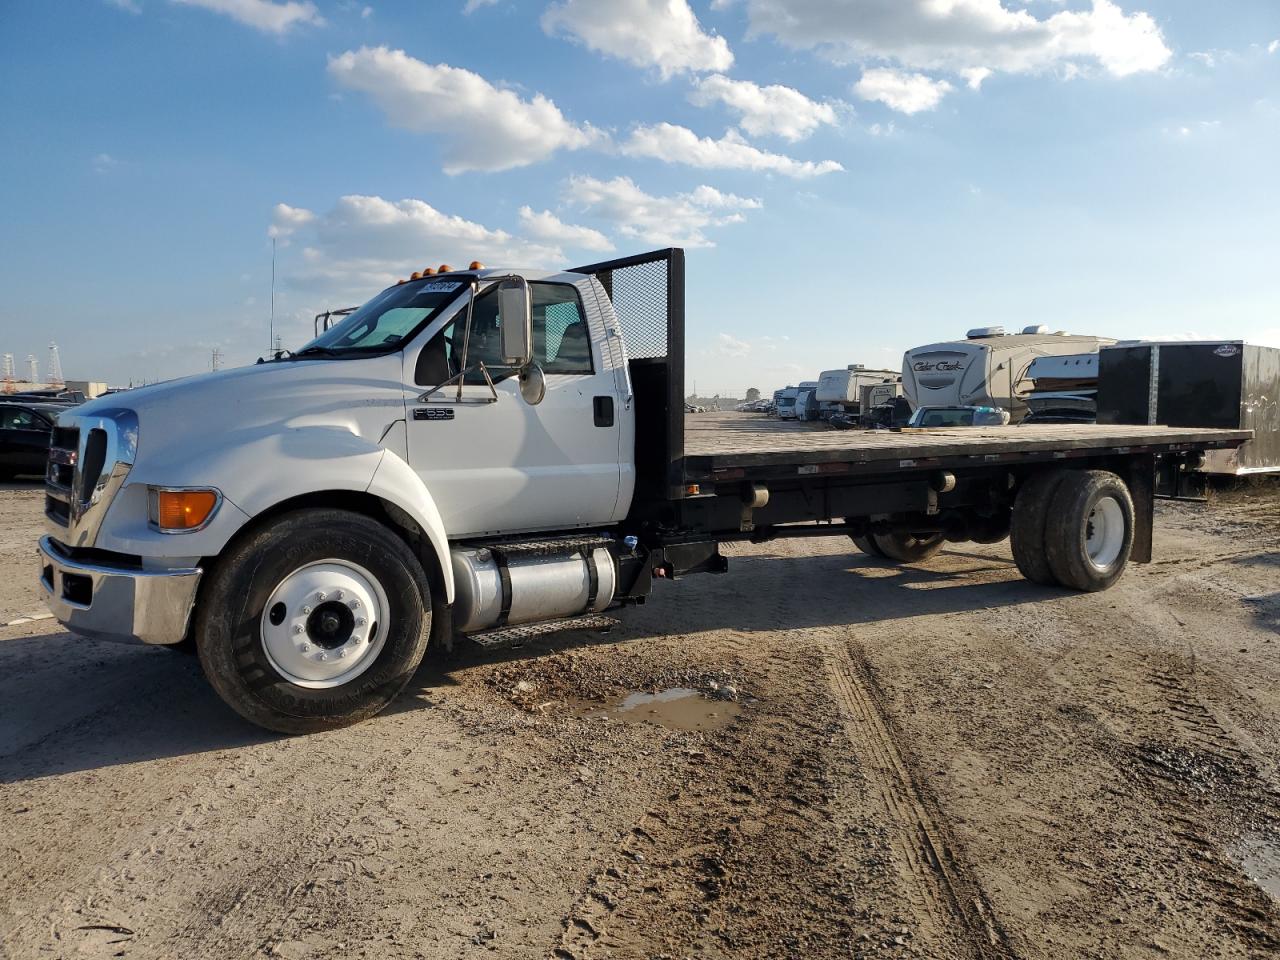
815, 366, 901, 419
903, 326, 1114, 422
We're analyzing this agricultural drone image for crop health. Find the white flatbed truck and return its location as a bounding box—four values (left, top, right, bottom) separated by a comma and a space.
37, 249, 1251, 732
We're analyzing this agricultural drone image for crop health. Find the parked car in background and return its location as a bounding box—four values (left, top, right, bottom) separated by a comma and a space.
0, 401, 65, 480
855, 396, 914, 430
905, 405, 1011, 428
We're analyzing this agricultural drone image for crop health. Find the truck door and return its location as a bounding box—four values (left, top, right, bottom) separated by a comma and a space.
405, 279, 623, 538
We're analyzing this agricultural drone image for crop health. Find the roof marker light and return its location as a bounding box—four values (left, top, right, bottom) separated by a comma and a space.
469, 261, 484, 270
438, 264, 453, 273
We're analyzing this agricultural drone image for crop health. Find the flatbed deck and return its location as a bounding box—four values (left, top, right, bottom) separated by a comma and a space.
682, 413, 1252, 477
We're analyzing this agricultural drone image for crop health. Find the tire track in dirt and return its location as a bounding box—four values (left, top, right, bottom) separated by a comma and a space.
827, 641, 1015, 960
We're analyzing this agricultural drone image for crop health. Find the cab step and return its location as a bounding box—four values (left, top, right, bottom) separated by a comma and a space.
465, 614, 619, 651
481, 535, 616, 557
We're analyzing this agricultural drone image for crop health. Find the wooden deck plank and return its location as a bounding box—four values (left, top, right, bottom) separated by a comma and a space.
682, 413, 1251, 469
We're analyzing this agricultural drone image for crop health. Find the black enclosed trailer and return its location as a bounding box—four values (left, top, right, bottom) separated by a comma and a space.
572, 249, 1251, 596
1097, 341, 1280, 476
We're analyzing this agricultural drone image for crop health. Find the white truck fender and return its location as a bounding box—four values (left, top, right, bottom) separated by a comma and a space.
366, 449, 455, 604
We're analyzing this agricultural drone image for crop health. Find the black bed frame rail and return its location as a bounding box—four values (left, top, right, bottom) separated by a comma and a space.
571, 248, 687, 501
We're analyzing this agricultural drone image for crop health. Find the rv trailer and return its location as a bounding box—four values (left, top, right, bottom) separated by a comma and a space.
903, 326, 1114, 422
815, 366, 900, 420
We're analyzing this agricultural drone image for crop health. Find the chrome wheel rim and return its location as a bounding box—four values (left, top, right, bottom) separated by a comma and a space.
259, 559, 389, 689
1085, 496, 1125, 571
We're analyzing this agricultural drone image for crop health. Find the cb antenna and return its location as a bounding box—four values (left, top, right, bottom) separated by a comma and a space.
269, 236, 276, 354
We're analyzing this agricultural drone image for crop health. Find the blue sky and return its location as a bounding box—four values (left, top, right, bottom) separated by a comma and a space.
1, 0, 1277, 396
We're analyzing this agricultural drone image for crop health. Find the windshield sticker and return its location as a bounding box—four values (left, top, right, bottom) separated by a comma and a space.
420, 281, 462, 293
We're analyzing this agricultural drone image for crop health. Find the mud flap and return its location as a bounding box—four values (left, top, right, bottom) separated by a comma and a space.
1127, 454, 1155, 564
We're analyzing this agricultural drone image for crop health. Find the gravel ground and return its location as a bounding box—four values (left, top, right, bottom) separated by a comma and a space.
1, 472, 1278, 959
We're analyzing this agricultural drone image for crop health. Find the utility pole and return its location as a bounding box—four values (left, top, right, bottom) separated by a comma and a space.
211, 347, 224, 372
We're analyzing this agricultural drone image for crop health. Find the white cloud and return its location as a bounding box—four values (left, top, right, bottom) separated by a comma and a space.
91, 152, 119, 173
1269, 40, 1279, 55
269, 195, 567, 296
854, 68, 952, 114
566, 175, 761, 248
169, 0, 324, 34
542, 0, 733, 79
517, 207, 614, 252
462, 0, 498, 11
961, 66, 992, 90
717, 333, 752, 358
621, 123, 843, 178
105, 0, 141, 13
328, 47, 603, 174
731, 0, 1171, 79
268, 202, 316, 239
689, 75, 840, 141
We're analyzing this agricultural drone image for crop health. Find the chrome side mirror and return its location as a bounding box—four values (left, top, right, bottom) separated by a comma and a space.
520, 363, 546, 406
498, 277, 532, 367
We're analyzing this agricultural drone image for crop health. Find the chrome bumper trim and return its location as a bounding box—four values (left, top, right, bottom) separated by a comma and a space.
37, 536, 202, 646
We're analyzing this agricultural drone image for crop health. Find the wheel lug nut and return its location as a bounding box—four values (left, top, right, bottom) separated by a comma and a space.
318, 652, 327, 661
348, 599, 359, 609
357, 617, 367, 626
302, 605, 312, 614
293, 624, 304, 634
337, 649, 347, 658
316, 592, 326, 601
335, 590, 344, 600
300, 643, 310, 652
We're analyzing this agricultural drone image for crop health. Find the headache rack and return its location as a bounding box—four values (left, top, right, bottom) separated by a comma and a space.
572, 248, 688, 503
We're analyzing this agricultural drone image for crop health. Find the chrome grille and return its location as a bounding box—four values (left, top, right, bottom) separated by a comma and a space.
43, 409, 137, 548
45, 428, 78, 528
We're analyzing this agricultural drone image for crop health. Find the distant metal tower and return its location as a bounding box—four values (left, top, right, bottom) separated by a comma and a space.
48, 342, 64, 387
26, 355, 38, 385
1, 354, 13, 394
211, 347, 224, 372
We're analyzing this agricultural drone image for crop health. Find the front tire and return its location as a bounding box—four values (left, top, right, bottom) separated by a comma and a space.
196, 509, 432, 734
1043, 470, 1135, 592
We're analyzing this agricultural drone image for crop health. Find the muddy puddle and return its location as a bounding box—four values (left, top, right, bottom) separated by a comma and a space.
573, 687, 742, 732
1229, 830, 1280, 902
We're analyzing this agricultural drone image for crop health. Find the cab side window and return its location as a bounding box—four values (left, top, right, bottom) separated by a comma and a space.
415, 281, 593, 385
533, 284, 592, 375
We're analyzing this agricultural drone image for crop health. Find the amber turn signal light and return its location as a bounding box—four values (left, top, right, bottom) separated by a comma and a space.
149, 488, 219, 531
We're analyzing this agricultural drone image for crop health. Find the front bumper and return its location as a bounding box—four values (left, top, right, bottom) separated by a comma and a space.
37, 536, 202, 645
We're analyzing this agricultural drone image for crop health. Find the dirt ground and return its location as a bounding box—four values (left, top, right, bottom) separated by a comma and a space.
1, 468, 1278, 960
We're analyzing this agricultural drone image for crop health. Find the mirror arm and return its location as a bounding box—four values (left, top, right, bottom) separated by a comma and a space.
456, 280, 478, 403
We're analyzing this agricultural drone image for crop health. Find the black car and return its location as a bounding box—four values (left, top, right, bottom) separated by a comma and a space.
0, 401, 65, 480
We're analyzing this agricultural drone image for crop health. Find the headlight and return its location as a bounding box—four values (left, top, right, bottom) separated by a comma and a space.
148, 487, 222, 533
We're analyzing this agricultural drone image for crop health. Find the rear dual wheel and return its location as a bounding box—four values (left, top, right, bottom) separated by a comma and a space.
1012, 469, 1134, 592
851, 530, 945, 563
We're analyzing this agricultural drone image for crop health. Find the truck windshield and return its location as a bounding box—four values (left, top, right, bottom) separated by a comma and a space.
294, 278, 468, 356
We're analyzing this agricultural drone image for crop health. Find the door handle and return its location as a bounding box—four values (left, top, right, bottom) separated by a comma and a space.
593, 396, 614, 428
